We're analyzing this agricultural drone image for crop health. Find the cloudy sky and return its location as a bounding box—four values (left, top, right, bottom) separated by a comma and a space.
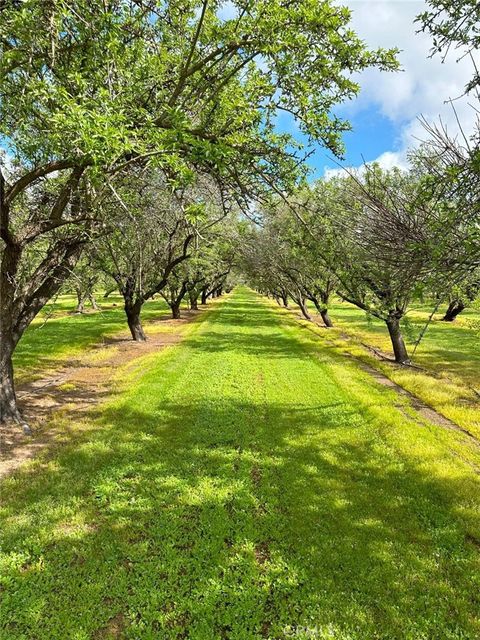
309, 0, 478, 178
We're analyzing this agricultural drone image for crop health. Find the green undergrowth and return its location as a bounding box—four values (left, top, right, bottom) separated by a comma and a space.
292, 299, 480, 439
1, 288, 479, 639
14, 296, 175, 384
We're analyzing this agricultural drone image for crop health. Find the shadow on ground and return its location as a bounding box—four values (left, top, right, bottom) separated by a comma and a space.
2, 392, 479, 639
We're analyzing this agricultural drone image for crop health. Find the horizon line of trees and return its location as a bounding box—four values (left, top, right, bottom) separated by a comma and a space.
241, 149, 479, 364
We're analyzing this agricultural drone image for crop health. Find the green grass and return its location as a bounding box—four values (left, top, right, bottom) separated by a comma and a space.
1, 288, 479, 639
299, 299, 480, 439
326, 299, 480, 388
14, 296, 171, 383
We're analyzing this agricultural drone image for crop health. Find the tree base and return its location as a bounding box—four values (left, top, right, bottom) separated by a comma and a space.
0, 412, 32, 435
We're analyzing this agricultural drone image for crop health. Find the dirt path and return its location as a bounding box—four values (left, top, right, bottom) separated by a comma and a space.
0, 310, 201, 479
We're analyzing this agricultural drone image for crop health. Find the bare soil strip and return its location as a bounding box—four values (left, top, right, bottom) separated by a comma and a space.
0, 310, 201, 479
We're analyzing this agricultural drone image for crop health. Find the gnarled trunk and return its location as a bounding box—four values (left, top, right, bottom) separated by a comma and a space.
125, 301, 146, 341
281, 292, 289, 308
171, 302, 181, 319
442, 299, 465, 322
386, 315, 409, 364
201, 288, 208, 305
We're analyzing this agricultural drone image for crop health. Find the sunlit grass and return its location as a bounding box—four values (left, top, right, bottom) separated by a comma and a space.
1, 288, 479, 639
14, 295, 172, 383
328, 299, 480, 387
297, 298, 480, 439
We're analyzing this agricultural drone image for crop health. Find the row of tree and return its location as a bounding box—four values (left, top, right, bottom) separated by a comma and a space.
0, 0, 400, 429
69, 170, 239, 338
240, 0, 480, 365
242, 146, 479, 364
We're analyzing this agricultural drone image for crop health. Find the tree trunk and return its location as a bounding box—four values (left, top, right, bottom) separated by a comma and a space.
0, 166, 85, 429
320, 309, 333, 328
171, 302, 181, 319
89, 295, 99, 310
310, 292, 333, 328
0, 238, 29, 430
75, 289, 86, 313
386, 315, 410, 364
201, 289, 208, 305
298, 297, 312, 321
189, 292, 199, 310
442, 299, 465, 322
281, 292, 289, 308
0, 337, 27, 429
125, 302, 146, 341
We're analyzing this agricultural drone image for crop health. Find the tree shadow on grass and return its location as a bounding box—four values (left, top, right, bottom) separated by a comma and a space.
181, 299, 310, 360
182, 330, 306, 359
1, 396, 479, 640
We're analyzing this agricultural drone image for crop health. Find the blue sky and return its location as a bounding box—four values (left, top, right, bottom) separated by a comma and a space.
306, 107, 402, 178
3, 1, 476, 182
297, 0, 479, 179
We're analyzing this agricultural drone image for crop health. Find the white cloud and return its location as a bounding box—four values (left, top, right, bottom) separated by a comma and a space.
372, 149, 409, 170
335, 0, 479, 168
323, 149, 408, 180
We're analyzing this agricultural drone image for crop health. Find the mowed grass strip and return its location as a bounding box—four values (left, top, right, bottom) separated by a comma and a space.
1, 288, 479, 640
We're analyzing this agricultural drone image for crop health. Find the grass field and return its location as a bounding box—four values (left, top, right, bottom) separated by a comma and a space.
14, 296, 171, 384
1, 288, 479, 639
300, 299, 480, 439
326, 299, 480, 387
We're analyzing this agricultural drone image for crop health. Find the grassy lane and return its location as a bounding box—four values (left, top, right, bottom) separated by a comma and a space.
1, 288, 479, 640
325, 299, 480, 389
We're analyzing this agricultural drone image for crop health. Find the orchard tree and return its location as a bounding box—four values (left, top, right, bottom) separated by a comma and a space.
161, 268, 190, 320
304, 166, 472, 364
266, 204, 337, 326
184, 228, 237, 308
93, 169, 220, 340
241, 206, 336, 324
